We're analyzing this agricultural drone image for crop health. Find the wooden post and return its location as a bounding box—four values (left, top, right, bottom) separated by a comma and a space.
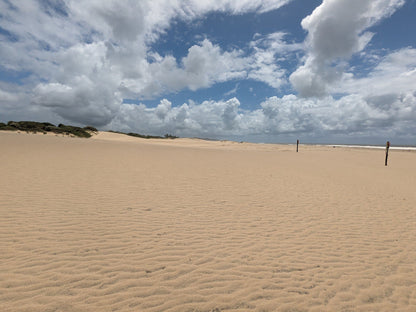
296, 139, 299, 152
385, 141, 390, 166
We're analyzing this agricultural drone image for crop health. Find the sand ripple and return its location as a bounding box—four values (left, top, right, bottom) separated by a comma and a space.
1, 132, 416, 311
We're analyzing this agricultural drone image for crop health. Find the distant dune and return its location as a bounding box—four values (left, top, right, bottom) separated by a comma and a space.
1, 131, 415, 311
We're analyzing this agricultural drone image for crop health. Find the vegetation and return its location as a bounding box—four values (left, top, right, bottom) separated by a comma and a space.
83, 126, 98, 132
1, 121, 178, 140
163, 134, 178, 139
108, 130, 178, 139
0, 121, 96, 138
126, 132, 178, 139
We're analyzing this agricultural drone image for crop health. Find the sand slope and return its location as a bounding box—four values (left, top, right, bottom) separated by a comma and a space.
1, 131, 415, 311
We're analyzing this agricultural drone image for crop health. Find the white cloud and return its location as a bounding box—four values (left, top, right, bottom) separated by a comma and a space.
31, 41, 122, 126
341, 48, 416, 97
1, 0, 298, 126
109, 97, 243, 137
123, 34, 300, 99
248, 32, 303, 89
105, 84, 416, 142
0, 88, 19, 102
112, 38, 249, 100
160, 0, 292, 18
67, 0, 291, 44
1, 0, 415, 143
290, 0, 405, 97
33, 79, 122, 126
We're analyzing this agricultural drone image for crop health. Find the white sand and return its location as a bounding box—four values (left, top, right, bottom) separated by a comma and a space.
1, 131, 415, 311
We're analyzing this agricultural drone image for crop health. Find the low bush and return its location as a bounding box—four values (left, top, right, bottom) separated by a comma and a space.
84, 126, 98, 132
0, 121, 92, 138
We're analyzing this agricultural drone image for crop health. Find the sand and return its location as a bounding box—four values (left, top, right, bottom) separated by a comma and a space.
1, 131, 415, 312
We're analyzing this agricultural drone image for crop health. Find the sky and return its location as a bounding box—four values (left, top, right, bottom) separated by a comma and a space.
1, 0, 416, 144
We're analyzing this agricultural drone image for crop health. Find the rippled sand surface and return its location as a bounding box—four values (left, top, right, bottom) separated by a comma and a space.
1, 131, 416, 311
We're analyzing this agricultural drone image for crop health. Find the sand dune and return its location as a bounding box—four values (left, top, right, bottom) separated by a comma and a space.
1, 131, 415, 311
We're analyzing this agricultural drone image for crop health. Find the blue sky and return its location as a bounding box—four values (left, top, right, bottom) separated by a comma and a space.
1, 0, 416, 144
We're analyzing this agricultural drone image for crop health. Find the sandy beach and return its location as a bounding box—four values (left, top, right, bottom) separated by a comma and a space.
1, 131, 415, 312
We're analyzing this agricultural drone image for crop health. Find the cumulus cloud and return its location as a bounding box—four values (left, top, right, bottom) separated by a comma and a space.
110, 44, 416, 141
105, 85, 416, 143
31, 41, 122, 126
121, 33, 300, 100
1, 0, 297, 126
109, 97, 243, 137
334, 47, 416, 137
137, 39, 248, 97
1, 0, 415, 143
248, 32, 302, 89
290, 0, 405, 97
341, 48, 416, 97
25, 32, 294, 125
33, 80, 122, 126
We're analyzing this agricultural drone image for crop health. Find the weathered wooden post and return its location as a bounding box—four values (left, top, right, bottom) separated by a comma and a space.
385, 141, 390, 166
296, 139, 299, 152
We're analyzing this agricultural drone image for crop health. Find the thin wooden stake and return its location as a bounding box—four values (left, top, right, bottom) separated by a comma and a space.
385, 141, 390, 166
296, 139, 299, 152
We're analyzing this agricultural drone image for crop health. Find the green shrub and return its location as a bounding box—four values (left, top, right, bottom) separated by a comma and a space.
164, 134, 178, 139
0, 121, 91, 138
109, 130, 179, 139
1, 121, 178, 140
0, 122, 16, 131
84, 126, 98, 132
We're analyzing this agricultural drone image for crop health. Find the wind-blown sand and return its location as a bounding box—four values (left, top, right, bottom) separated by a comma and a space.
1, 131, 415, 312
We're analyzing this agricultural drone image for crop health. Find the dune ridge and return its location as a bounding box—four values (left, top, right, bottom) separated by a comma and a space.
1, 131, 415, 311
